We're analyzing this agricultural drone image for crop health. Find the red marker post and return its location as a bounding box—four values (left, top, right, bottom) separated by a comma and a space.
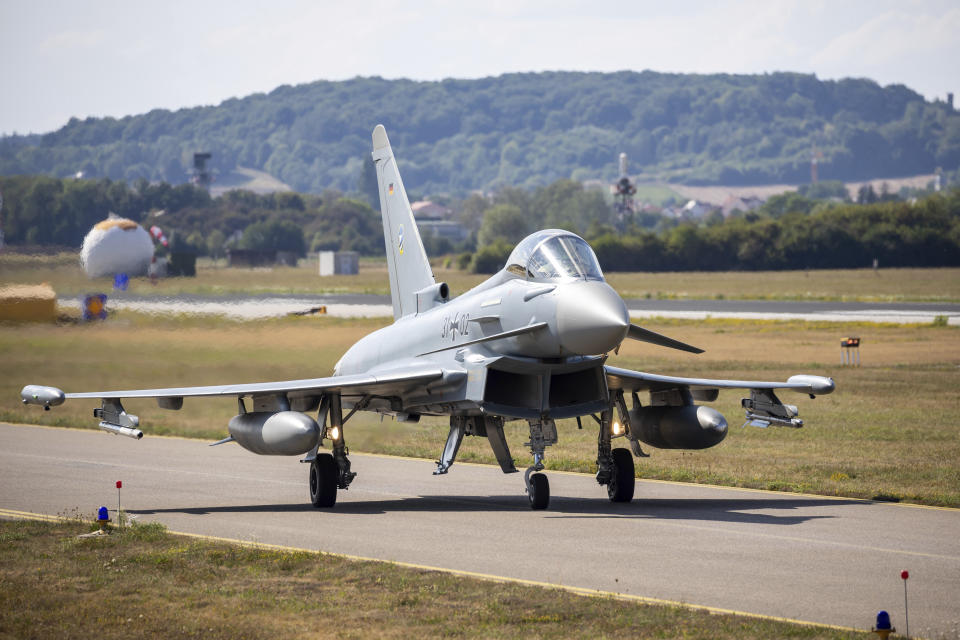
116, 480, 122, 528
900, 570, 909, 639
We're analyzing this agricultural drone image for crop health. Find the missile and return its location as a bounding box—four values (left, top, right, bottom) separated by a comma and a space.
99, 421, 144, 439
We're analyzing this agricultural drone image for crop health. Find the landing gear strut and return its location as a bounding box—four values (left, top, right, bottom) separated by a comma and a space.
596, 408, 636, 503
308, 393, 356, 508
524, 418, 557, 510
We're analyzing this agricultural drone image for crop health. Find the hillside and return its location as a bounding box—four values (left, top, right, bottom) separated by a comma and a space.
1, 71, 958, 194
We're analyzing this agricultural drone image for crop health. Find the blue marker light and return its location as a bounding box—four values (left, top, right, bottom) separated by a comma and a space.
875, 610, 891, 630
97, 506, 109, 521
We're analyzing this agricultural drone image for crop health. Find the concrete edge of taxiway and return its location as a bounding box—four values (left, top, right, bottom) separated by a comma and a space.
0, 507, 863, 634
6, 421, 957, 513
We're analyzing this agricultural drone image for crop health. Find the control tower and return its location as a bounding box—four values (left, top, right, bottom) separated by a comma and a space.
192, 152, 213, 189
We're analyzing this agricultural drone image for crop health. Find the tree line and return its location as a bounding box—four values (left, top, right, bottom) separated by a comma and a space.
2, 71, 958, 195
0, 175, 380, 257
2, 174, 958, 274
465, 187, 960, 273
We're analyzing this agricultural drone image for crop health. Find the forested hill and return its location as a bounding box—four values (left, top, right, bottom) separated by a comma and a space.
2, 71, 958, 195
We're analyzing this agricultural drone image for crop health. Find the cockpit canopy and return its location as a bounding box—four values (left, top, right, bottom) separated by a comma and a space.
505, 230, 604, 282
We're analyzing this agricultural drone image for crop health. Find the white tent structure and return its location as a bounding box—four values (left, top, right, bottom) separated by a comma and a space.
80, 214, 154, 278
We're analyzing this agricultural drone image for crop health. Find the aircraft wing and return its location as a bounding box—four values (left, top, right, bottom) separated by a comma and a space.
605, 366, 835, 396
605, 366, 834, 429
21, 364, 459, 409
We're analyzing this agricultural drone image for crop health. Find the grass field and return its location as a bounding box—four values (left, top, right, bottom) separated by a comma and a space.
2, 251, 959, 302
0, 518, 871, 639
3, 311, 958, 507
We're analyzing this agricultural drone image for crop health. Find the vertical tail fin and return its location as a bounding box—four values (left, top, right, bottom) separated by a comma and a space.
372, 125, 435, 319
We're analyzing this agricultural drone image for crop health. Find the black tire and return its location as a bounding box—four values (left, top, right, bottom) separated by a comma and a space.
607, 447, 635, 503
310, 453, 338, 508
528, 472, 550, 510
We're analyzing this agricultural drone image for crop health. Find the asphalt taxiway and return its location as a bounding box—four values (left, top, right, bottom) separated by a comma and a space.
2, 422, 957, 634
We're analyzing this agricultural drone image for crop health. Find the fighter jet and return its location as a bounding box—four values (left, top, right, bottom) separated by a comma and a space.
21, 125, 835, 510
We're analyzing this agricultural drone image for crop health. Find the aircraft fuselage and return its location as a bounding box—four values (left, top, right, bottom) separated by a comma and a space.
335, 275, 629, 420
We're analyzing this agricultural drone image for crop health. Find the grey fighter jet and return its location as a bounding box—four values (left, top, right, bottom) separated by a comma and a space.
21, 125, 835, 510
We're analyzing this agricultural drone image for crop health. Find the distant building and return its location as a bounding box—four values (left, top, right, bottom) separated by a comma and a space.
318, 251, 359, 276
417, 220, 470, 242
411, 199, 469, 242
411, 200, 452, 219
720, 195, 765, 217
677, 199, 718, 220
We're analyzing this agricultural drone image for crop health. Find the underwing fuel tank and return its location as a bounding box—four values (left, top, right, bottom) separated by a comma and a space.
629, 405, 728, 450
228, 411, 320, 456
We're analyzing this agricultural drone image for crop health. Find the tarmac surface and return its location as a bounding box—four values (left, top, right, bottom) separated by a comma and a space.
2, 422, 958, 635
58, 292, 960, 324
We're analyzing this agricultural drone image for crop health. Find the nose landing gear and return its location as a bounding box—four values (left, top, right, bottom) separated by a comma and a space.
526, 466, 550, 509
524, 418, 557, 509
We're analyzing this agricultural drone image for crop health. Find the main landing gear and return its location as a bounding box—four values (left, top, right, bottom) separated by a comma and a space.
524, 418, 557, 510
308, 394, 357, 508
523, 410, 637, 509
595, 407, 636, 503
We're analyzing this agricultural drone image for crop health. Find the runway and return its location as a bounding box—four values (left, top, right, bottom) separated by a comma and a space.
2, 422, 958, 635
57, 292, 960, 324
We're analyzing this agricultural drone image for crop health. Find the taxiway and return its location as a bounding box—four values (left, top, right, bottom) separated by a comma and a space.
1, 422, 957, 634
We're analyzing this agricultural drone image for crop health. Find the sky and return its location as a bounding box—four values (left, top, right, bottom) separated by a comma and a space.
1, 0, 958, 136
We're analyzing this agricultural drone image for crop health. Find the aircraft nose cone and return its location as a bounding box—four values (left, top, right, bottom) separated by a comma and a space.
556, 281, 629, 355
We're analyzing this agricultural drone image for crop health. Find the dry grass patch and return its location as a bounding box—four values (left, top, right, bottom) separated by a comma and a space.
606, 267, 960, 302
0, 518, 870, 639
3, 252, 958, 302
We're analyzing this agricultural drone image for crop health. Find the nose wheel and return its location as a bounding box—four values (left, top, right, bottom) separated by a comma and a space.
524, 419, 556, 509
525, 468, 550, 510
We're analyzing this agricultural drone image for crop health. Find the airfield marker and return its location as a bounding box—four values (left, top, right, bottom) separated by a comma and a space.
900, 570, 909, 638
871, 610, 894, 639
116, 480, 122, 528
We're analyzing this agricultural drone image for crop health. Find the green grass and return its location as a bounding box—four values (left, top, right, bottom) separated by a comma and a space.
3, 311, 958, 507
0, 518, 871, 639
3, 252, 960, 302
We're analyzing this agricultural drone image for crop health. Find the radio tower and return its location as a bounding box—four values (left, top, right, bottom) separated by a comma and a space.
612, 152, 637, 227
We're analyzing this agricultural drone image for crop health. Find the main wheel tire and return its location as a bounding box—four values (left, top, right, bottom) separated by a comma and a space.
607, 447, 635, 503
310, 453, 338, 508
528, 472, 550, 510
